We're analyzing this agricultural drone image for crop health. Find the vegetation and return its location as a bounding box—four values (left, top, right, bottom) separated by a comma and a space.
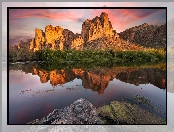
9, 48, 166, 62
9, 47, 166, 71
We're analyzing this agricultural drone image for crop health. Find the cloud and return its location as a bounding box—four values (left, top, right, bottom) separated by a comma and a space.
9, 9, 84, 22
8, 8, 166, 35
118, 9, 164, 19
87, 9, 165, 32
76, 17, 87, 23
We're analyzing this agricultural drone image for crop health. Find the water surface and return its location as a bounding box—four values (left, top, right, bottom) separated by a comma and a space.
9, 62, 166, 124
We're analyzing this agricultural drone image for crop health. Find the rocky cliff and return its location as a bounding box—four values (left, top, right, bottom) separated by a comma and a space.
81, 12, 115, 42
11, 11, 166, 52
29, 25, 84, 51
118, 23, 166, 48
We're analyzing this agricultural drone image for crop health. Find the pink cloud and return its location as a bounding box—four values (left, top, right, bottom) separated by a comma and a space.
9, 8, 166, 35
9, 9, 83, 22
87, 9, 165, 32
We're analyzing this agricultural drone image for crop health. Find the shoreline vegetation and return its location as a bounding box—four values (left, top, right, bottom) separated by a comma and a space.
9, 48, 166, 71
9, 48, 166, 63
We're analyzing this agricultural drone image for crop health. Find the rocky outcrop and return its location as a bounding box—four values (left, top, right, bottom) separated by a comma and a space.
81, 12, 116, 42
10, 12, 166, 52
29, 25, 84, 51
119, 23, 166, 48
34, 28, 45, 51
27, 97, 166, 125
71, 34, 84, 50
28, 98, 104, 124
97, 100, 166, 124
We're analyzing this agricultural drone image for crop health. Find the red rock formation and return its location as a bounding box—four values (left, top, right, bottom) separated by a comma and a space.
29, 25, 84, 51
12, 12, 166, 52
34, 28, 45, 51
81, 12, 115, 42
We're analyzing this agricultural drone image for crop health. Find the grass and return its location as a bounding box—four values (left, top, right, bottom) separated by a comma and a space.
9, 48, 166, 69
38, 49, 166, 62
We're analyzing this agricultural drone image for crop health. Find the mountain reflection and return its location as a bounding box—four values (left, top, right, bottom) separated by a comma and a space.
9, 63, 166, 94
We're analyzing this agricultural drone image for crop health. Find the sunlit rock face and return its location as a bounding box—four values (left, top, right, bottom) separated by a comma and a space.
70, 34, 84, 50
119, 23, 166, 48
81, 12, 115, 42
34, 28, 45, 51
45, 25, 64, 50
11, 11, 166, 52
14, 12, 140, 52
29, 25, 84, 51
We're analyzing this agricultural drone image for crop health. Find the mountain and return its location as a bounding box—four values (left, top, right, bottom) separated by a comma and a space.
10, 12, 166, 52
118, 23, 166, 48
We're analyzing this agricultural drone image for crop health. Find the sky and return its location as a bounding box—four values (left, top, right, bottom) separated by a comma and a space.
2, 2, 174, 46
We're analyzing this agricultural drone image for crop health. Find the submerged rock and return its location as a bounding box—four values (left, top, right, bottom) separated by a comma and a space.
28, 98, 104, 124
97, 101, 166, 124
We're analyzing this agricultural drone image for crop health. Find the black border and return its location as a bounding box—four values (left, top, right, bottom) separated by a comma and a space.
7, 6, 167, 125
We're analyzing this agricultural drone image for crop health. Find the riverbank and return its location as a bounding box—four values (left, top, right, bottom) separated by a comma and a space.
9, 49, 166, 64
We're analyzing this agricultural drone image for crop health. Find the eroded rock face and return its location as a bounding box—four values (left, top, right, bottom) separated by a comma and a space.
81, 12, 115, 42
45, 25, 64, 50
34, 28, 45, 51
30, 26, 84, 51
12, 12, 166, 52
28, 98, 104, 124
119, 23, 166, 48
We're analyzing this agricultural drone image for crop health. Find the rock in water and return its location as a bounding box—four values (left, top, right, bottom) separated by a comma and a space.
97, 101, 166, 124
28, 98, 104, 124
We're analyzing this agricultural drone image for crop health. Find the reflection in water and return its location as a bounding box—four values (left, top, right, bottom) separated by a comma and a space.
9, 63, 166, 94
9, 63, 166, 124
